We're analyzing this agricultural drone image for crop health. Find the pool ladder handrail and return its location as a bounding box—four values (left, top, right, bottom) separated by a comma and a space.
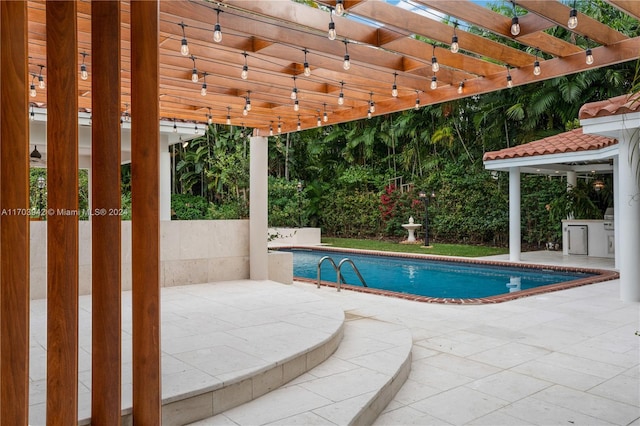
317, 256, 367, 291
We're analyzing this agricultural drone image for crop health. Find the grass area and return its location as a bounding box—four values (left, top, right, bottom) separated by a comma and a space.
321, 237, 508, 257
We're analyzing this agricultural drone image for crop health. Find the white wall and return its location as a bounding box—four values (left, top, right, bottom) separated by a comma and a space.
29, 220, 290, 300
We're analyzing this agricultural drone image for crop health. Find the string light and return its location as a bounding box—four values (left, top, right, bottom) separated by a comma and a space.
277, 116, 282, 133
179, 21, 189, 56
297, 115, 301, 131
190, 55, 198, 83
450, 22, 459, 53
201, 71, 208, 96
585, 47, 594, 65
343, 41, 350, 70
245, 91, 252, 111
431, 45, 439, 73
391, 72, 398, 97
173, 117, 178, 132
430, 75, 437, 90
338, 81, 345, 105
80, 51, 89, 80
270, 121, 274, 136
303, 49, 311, 77
226, 106, 231, 125
568, 1, 578, 29
213, 9, 223, 43
37, 65, 45, 89
457, 81, 464, 94
291, 76, 298, 100
194, 124, 199, 134
414, 90, 420, 110
323, 103, 328, 122
208, 108, 213, 124
30, 103, 35, 120
29, 74, 37, 97
533, 49, 541, 76
510, 2, 520, 36
293, 99, 300, 111
328, 11, 336, 40
335, 0, 345, 17
368, 92, 375, 113
317, 111, 322, 127
506, 66, 513, 88
241, 52, 249, 80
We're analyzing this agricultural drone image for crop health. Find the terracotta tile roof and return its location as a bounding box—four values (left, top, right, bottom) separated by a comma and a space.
483, 128, 617, 162
579, 93, 640, 119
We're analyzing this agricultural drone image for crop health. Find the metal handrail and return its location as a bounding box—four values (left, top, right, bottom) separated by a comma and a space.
337, 258, 367, 292
317, 256, 339, 288
317, 255, 367, 292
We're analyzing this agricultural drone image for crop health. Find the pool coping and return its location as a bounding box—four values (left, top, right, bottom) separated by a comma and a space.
277, 246, 620, 305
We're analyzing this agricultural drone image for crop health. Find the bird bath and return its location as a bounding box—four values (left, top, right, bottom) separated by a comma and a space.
401, 217, 422, 243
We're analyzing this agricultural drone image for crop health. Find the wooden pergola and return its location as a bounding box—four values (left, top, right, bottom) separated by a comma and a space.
2, 0, 640, 424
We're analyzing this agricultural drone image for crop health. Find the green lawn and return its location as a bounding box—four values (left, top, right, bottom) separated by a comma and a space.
321, 237, 508, 257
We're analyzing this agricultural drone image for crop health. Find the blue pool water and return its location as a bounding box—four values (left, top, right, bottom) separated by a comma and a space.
284, 249, 595, 299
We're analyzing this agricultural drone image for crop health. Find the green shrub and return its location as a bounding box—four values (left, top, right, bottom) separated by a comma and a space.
171, 194, 211, 220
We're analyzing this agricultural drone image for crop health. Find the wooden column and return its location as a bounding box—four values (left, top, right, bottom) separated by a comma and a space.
0, 1, 30, 424
91, 1, 122, 424
130, 1, 161, 423
46, 1, 79, 424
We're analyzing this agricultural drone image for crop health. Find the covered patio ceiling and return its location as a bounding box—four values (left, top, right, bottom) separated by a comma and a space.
26, 0, 640, 135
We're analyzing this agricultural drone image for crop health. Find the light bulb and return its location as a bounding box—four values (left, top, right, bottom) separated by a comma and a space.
335, 0, 344, 16
431, 57, 439, 73
317, 117, 321, 127
191, 69, 198, 83
510, 17, 520, 36
450, 36, 459, 53
392, 84, 398, 97
343, 54, 350, 70
369, 102, 375, 113
328, 22, 336, 40
323, 112, 328, 122
194, 125, 199, 134
246, 100, 251, 111
430, 76, 437, 90
293, 100, 299, 111
30, 110, 35, 120
297, 122, 301, 131
173, 123, 177, 133
213, 23, 222, 43
278, 124, 282, 133
507, 75, 513, 88
533, 61, 541, 76
181, 39, 189, 56
201, 83, 207, 96
568, 9, 578, 29
338, 92, 344, 105
270, 126, 274, 136
291, 87, 297, 100
30, 84, 36, 97
414, 98, 420, 110
243, 107, 248, 116
226, 115, 231, 125
367, 111, 372, 119
586, 49, 594, 65
457, 82, 464, 94
80, 64, 88, 80
304, 62, 311, 77
208, 115, 213, 124
38, 75, 45, 89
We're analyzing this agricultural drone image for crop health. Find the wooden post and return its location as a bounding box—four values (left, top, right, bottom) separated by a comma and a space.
0, 1, 30, 424
131, 1, 162, 423
91, 1, 122, 423
46, 1, 79, 424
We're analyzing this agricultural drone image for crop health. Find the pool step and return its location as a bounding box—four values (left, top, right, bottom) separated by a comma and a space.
188, 316, 412, 425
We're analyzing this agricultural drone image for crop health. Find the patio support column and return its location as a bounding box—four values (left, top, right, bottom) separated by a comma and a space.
131, 0, 162, 422
509, 167, 521, 262
613, 156, 620, 270
250, 136, 268, 280
0, 1, 30, 423
566, 171, 577, 190
46, 1, 80, 423
617, 129, 640, 302
160, 135, 171, 221
91, 0, 122, 423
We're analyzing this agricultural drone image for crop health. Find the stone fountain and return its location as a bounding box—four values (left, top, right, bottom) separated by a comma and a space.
401, 217, 422, 243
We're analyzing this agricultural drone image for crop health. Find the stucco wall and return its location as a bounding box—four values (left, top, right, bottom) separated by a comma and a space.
29, 220, 291, 300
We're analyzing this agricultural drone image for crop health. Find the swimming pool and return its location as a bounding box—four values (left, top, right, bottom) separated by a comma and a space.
280, 247, 617, 303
